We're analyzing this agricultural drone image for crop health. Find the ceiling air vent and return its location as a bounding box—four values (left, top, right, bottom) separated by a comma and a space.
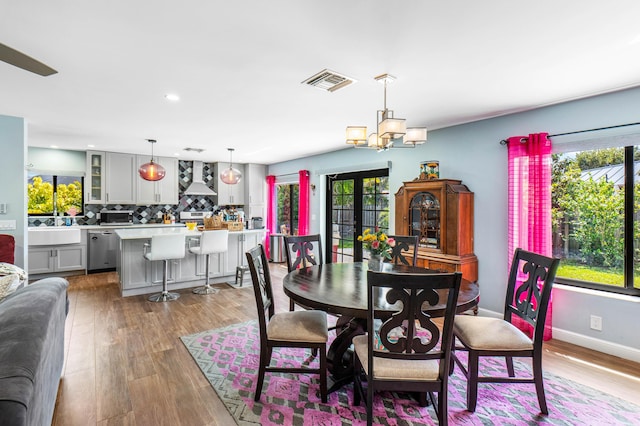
302, 69, 356, 92
183, 147, 205, 153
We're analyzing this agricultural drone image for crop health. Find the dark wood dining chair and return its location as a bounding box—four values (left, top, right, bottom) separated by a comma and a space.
386, 235, 418, 266
451, 248, 560, 414
245, 244, 328, 403
284, 234, 323, 311
353, 270, 462, 426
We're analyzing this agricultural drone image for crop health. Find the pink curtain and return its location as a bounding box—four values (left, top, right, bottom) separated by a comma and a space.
507, 133, 553, 340
298, 170, 310, 235
265, 175, 276, 258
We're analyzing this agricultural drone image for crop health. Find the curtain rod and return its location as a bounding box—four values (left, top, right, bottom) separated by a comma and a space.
499, 121, 640, 145
276, 172, 299, 178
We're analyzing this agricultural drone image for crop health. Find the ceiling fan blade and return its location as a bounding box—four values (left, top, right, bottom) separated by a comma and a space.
0, 43, 57, 76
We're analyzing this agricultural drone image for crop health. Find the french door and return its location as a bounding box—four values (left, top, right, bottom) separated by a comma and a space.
325, 168, 389, 263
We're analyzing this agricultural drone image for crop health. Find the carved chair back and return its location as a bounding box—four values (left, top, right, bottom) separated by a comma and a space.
283, 234, 323, 272
386, 235, 418, 266
246, 245, 275, 339
366, 270, 461, 369
504, 248, 560, 342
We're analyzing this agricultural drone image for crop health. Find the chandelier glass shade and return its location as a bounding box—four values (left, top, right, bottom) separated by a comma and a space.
220, 148, 242, 185
139, 139, 166, 181
346, 73, 427, 151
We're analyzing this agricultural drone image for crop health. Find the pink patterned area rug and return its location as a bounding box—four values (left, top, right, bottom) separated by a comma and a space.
180, 321, 640, 425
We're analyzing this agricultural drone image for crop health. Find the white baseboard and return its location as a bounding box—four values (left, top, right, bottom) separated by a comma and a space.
477, 308, 501, 318
476, 308, 640, 363
552, 328, 640, 363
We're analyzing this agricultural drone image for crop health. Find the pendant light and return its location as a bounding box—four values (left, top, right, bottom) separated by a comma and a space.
139, 139, 166, 181
220, 148, 242, 185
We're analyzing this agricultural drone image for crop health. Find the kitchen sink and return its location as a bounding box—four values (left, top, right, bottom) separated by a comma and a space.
28, 227, 82, 246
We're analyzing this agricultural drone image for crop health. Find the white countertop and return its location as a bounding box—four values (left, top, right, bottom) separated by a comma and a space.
115, 227, 265, 240
80, 223, 185, 230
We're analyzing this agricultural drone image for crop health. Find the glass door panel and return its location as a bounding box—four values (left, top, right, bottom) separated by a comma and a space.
327, 169, 389, 263
330, 179, 355, 263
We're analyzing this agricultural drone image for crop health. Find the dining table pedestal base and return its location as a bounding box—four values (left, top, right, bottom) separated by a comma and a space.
326, 316, 366, 393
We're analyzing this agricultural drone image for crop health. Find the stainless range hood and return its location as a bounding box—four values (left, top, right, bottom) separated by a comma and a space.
184, 161, 217, 196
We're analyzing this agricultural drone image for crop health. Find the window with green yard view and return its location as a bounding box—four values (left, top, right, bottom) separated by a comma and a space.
277, 183, 298, 235
28, 173, 84, 216
552, 145, 640, 295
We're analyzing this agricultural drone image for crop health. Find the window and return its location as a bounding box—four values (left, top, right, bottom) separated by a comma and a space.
28, 173, 84, 216
276, 183, 299, 235
552, 146, 640, 295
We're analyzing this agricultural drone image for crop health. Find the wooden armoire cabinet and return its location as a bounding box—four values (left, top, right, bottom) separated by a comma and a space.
395, 178, 478, 282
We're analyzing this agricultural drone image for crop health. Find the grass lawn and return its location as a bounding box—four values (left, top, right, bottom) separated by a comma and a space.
557, 262, 640, 287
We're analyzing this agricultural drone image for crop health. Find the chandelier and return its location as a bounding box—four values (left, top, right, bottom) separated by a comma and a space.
138, 139, 166, 181
346, 73, 427, 151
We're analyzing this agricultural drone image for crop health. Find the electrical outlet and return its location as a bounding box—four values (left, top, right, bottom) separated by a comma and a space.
590, 315, 603, 331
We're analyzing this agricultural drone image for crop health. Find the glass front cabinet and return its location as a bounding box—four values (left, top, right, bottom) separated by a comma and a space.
395, 178, 478, 282
86, 151, 106, 204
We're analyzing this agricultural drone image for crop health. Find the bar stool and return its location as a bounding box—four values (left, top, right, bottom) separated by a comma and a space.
190, 229, 229, 295
144, 233, 186, 302
235, 265, 249, 287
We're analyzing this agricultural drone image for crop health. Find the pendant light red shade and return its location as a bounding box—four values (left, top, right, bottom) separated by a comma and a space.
139, 139, 166, 181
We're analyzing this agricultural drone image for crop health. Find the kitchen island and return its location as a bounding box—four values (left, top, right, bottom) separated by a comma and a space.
115, 227, 266, 297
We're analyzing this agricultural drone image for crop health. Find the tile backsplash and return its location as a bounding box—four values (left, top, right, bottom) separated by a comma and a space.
29, 161, 223, 227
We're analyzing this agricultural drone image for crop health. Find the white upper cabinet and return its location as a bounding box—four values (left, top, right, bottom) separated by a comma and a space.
86, 151, 177, 206
244, 163, 266, 205
135, 156, 178, 205
105, 152, 137, 204
87, 151, 136, 205
215, 162, 245, 205
244, 163, 266, 219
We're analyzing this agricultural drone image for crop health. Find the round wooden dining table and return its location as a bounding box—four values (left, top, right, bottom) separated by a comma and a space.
282, 261, 479, 392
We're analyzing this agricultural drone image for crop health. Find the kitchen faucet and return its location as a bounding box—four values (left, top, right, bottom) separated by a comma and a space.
52, 194, 62, 226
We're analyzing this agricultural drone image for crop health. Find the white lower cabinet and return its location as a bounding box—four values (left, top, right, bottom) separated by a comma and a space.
150, 259, 180, 284
117, 239, 151, 289
178, 237, 225, 282
29, 245, 87, 275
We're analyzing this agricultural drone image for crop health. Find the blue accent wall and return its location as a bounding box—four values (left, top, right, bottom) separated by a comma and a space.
0, 115, 27, 267
267, 86, 640, 361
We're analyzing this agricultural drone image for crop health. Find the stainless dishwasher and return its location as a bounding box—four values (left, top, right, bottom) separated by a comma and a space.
88, 230, 118, 272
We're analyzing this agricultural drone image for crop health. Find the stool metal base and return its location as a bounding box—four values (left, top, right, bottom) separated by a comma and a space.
148, 291, 180, 302
192, 285, 219, 295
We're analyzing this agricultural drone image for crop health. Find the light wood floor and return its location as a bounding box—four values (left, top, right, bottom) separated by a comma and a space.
52, 264, 640, 425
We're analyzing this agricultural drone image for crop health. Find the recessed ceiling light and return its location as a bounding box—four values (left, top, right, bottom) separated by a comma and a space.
87, 144, 95, 148
50, 145, 58, 149
165, 93, 180, 101
174, 153, 180, 156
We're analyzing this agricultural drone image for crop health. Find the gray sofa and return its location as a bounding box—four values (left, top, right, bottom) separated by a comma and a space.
0, 277, 68, 426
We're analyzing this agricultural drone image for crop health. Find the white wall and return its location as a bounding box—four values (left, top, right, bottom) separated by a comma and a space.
0, 115, 27, 267
268, 85, 640, 362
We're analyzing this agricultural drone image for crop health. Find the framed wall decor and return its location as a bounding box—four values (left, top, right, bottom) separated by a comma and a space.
419, 161, 439, 180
